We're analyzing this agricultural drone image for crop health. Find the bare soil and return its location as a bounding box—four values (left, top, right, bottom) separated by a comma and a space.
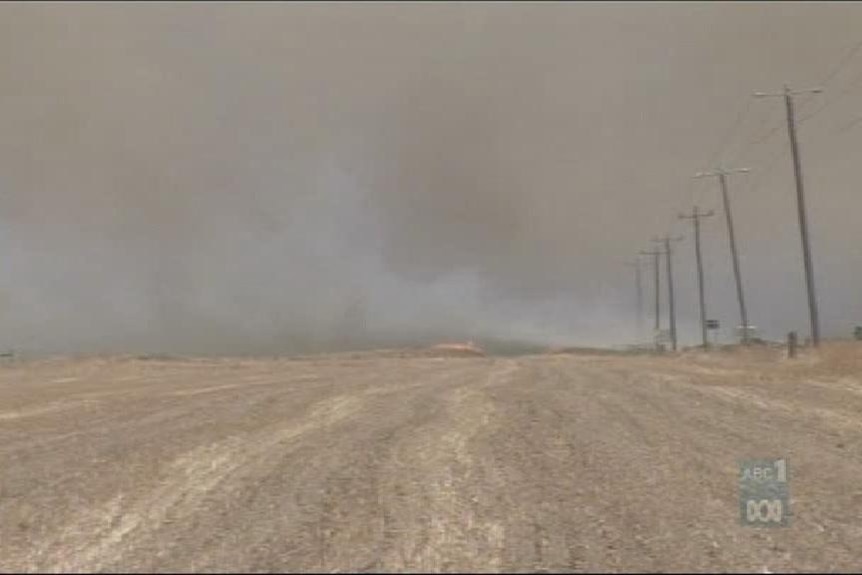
2, 343, 862, 572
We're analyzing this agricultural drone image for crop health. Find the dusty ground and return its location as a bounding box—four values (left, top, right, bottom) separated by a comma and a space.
1, 343, 862, 572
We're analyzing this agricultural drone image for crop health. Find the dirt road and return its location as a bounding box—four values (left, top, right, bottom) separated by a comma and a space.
2, 345, 862, 572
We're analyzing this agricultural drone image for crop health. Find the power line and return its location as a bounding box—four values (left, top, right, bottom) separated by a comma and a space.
678, 207, 715, 349
838, 66, 862, 99
793, 92, 819, 116
832, 115, 862, 137
667, 181, 696, 232
707, 98, 753, 168
734, 118, 785, 162
740, 144, 786, 198
754, 85, 823, 347
719, 39, 862, 167
652, 235, 684, 352
625, 258, 646, 341
730, 102, 785, 163
694, 167, 752, 344
639, 248, 664, 342
816, 36, 862, 90
795, 37, 862, 117
797, 93, 842, 125
795, 41, 862, 126
638, 40, 862, 351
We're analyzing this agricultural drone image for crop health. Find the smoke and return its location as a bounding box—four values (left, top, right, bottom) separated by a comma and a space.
0, 3, 861, 355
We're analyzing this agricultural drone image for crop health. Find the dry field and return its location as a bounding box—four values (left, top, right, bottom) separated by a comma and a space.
1, 343, 862, 572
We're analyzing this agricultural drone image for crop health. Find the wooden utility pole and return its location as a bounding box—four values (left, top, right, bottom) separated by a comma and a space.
694, 167, 751, 343
754, 84, 823, 346
640, 249, 663, 338
679, 207, 715, 349
652, 236, 684, 351
626, 258, 646, 340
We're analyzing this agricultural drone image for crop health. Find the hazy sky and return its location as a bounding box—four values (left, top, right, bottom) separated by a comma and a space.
1, 2, 861, 355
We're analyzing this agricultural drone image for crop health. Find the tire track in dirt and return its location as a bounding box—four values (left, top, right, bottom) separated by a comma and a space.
32, 393, 366, 573
375, 359, 518, 573
4, 351, 862, 572
575, 360, 862, 572
0, 399, 101, 422
9, 358, 494, 573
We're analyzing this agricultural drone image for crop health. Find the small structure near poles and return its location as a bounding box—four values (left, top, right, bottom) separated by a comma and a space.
654, 328, 671, 353
787, 331, 798, 359
706, 319, 720, 348
736, 325, 758, 343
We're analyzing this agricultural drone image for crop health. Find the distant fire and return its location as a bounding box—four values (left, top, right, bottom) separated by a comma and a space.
429, 341, 486, 356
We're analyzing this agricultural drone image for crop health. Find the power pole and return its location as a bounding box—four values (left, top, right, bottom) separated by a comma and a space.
754, 84, 823, 346
625, 258, 645, 340
652, 236, 684, 351
679, 207, 715, 349
640, 248, 663, 339
694, 166, 751, 343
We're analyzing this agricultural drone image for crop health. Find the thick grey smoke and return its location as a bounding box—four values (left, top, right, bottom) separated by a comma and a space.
0, 3, 861, 355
